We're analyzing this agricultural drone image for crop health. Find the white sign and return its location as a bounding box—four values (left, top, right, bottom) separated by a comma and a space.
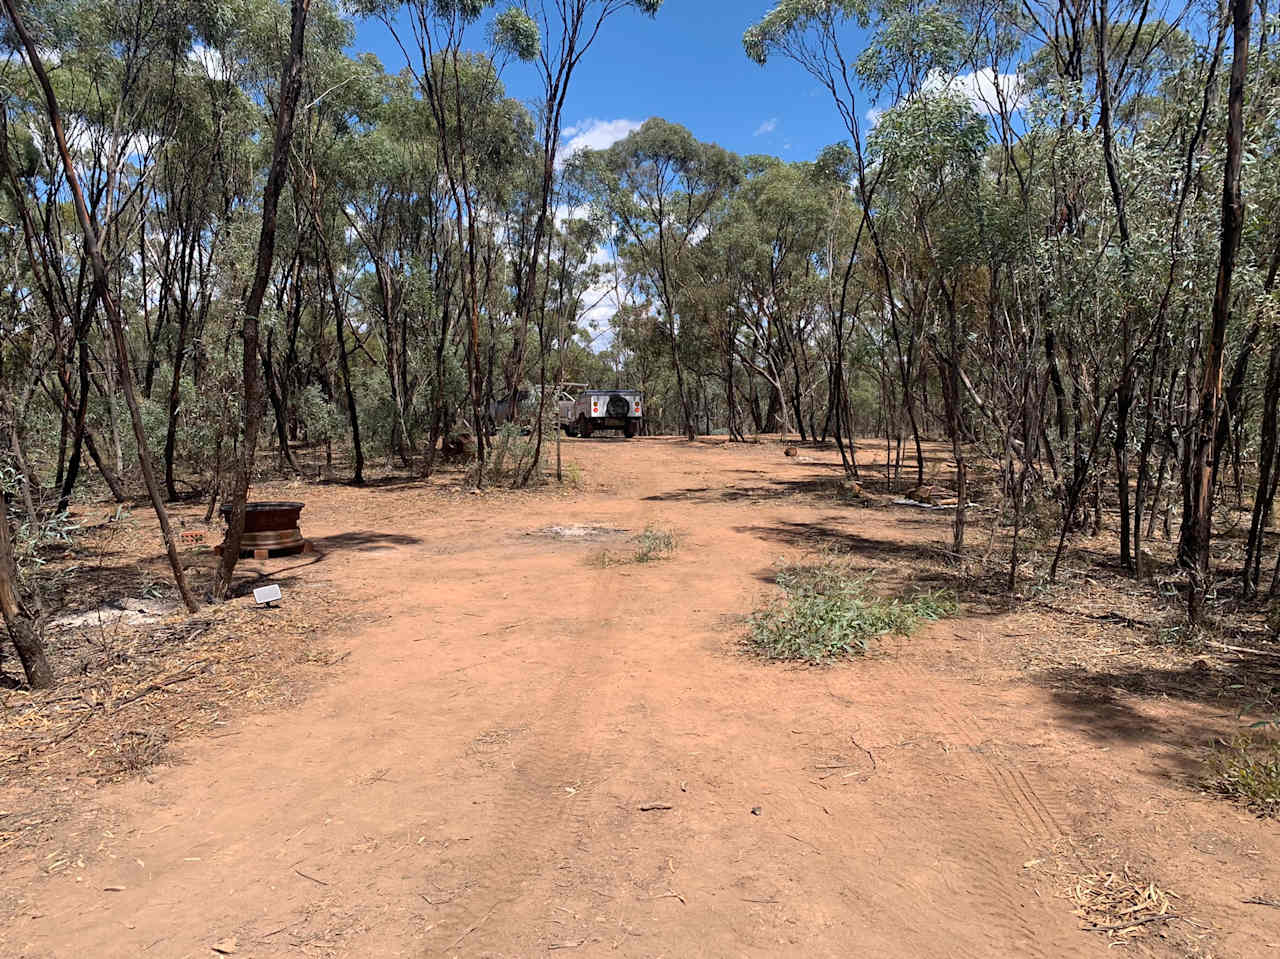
253, 584, 283, 605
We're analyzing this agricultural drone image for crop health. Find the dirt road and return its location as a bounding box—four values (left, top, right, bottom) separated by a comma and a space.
5, 438, 1278, 957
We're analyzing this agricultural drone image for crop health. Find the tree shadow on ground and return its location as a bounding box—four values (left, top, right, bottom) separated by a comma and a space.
313, 473, 431, 491
308, 531, 423, 552
221, 531, 424, 597
734, 519, 945, 563
227, 553, 326, 598
41, 553, 193, 616
1034, 659, 1280, 783
645, 477, 853, 503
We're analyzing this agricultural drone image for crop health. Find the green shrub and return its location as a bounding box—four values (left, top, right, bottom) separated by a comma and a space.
1206, 733, 1280, 817
746, 563, 954, 664
480, 422, 550, 488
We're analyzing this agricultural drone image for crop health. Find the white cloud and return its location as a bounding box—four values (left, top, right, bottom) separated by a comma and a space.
866, 106, 885, 128
924, 68, 1027, 114
553, 203, 588, 228
31, 121, 158, 161
587, 243, 612, 268
560, 118, 642, 161
753, 117, 778, 137
188, 44, 227, 80
577, 277, 622, 333
4, 46, 61, 70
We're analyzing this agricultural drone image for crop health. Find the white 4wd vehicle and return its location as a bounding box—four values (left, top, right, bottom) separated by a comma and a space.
562, 389, 643, 438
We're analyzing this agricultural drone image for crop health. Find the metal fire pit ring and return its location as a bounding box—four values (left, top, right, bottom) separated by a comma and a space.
218, 501, 311, 559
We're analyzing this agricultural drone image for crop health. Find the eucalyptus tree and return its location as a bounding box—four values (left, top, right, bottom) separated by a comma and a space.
1, 0, 196, 510
500, 0, 663, 433
867, 89, 988, 549
3, 0, 202, 613
532, 203, 610, 482
355, 0, 541, 481
335, 62, 427, 466
0, 494, 52, 688
1188, 0, 1253, 621
0, 219, 54, 686
731, 157, 829, 441
1241, 23, 1280, 594
746, 0, 980, 485
681, 183, 752, 442
153, 42, 261, 501
290, 26, 391, 486
216, 0, 312, 596
585, 118, 741, 440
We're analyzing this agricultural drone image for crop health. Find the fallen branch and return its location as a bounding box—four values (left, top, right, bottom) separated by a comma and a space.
1082, 914, 1174, 933
1203, 640, 1280, 661
783, 832, 822, 853
451, 903, 499, 948
109, 661, 210, 711
1243, 896, 1280, 908
256, 918, 306, 940
641, 891, 685, 904
293, 867, 330, 886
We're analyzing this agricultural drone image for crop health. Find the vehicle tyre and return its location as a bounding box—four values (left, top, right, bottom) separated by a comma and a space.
564, 423, 578, 437
606, 393, 631, 419
578, 415, 592, 438
623, 421, 638, 439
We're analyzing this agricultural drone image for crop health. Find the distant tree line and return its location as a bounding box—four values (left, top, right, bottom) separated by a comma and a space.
2, 0, 1277, 685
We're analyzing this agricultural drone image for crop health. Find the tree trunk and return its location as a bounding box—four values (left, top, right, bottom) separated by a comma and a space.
0, 504, 52, 689
4, 0, 198, 613
1114, 379, 1133, 570
329, 276, 365, 485
667, 316, 695, 441
262, 334, 300, 474
1189, 0, 1252, 622
8, 423, 41, 544
84, 430, 127, 503
1245, 339, 1280, 595
216, 0, 312, 597
58, 327, 93, 513
164, 313, 193, 500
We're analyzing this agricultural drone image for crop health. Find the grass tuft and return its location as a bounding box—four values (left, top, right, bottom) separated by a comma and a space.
633, 526, 678, 563
1205, 733, 1280, 816
745, 562, 954, 664
108, 727, 169, 777
590, 525, 679, 567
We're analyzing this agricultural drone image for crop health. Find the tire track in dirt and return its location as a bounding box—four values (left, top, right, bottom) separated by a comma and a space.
416, 549, 633, 951
947, 711, 1066, 847
881, 667, 1082, 957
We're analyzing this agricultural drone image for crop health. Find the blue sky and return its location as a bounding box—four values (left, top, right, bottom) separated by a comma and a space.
350, 2, 857, 163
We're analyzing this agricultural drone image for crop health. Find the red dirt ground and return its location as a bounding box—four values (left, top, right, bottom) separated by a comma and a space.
3, 437, 1278, 958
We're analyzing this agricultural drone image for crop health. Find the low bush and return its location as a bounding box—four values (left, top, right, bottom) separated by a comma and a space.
1206, 733, 1280, 817
746, 562, 954, 664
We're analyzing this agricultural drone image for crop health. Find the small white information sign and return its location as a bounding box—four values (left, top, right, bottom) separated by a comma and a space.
253, 584, 283, 605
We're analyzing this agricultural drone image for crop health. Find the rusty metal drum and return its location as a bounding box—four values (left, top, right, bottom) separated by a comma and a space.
219, 502, 308, 558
